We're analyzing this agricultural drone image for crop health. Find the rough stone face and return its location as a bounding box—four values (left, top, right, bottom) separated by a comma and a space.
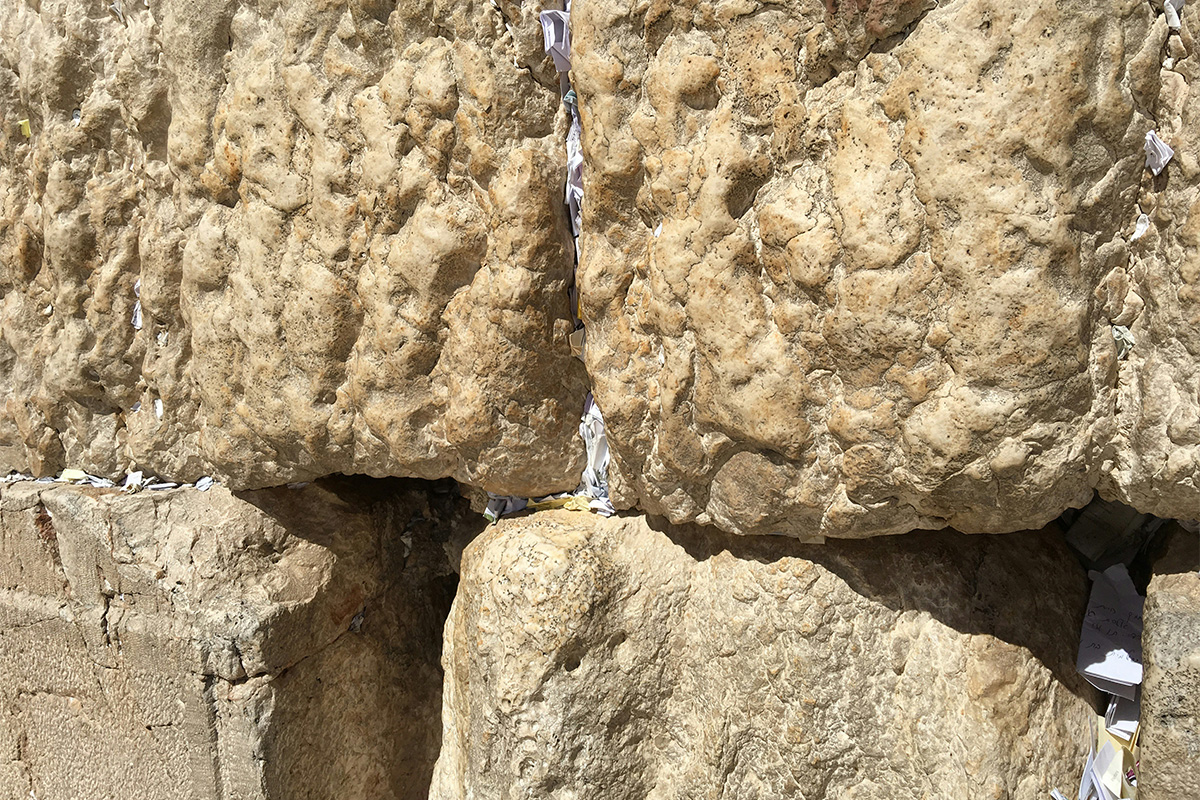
1101, 23, 1200, 519
573, 0, 1200, 537
1140, 523, 1200, 800
0, 0, 586, 495
431, 510, 1098, 799
0, 477, 477, 799
2, 0, 1197, 536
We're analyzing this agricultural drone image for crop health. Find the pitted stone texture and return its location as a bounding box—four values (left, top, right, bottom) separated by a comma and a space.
1098, 23, 1200, 519
0, 0, 585, 495
0, 478, 475, 800
431, 511, 1097, 800
1140, 523, 1200, 800
572, 0, 1198, 537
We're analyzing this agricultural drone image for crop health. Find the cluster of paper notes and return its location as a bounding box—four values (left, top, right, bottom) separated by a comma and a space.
1079, 716, 1140, 800
482, 393, 615, 524
1054, 495, 1171, 800
1143, 2, 1184, 175
577, 393, 614, 515
540, 4, 588, 361
1071, 564, 1144, 799
538, 9, 571, 73
0, 469, 216, 493
564, 90, 584, 237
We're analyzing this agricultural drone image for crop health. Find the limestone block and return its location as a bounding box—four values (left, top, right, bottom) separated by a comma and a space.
0, 0, 586, 495
1140, 523, 1200, 800
572, 0, 1198, 536
430, 511, 1098, 799
0, 477, 475, 800
1098, 28, 1200, 520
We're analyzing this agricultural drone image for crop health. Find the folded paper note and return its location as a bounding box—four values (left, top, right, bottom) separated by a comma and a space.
569, 326, 585, 358
1130, 213, 1150, 241
132, 279, 142, 330
1104, 693, 1139, 743
578, 394, 615, 516
539, 10, 571, 72
484, 493, 527, 524
1111, 326, 1135, 360
1165, 0, 1185, 29
565, 100, 584, 235
1077, 564, 1144, 700
1145, 130, 1174, 175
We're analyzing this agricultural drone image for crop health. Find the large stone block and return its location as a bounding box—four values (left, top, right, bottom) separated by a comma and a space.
1140, 523, 1200, 800
0, 477, 475, 799
572, 0, 1200, 536
0, 0, 586, 495
431, 510, 1099, 799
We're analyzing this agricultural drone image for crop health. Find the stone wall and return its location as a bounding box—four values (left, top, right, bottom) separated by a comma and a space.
0, 478, 477, 799
0, 0, 1197, 798
1, 0, 1197, 539
432, 511, 1099, 799
0, 0, 585, 497
1140, 523, 1200, 800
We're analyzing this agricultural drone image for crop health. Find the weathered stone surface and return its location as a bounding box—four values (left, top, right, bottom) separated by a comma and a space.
1101, 23, 1200, 519
431, 511, 1098, 799
573, 0, 1200, 536
0, 0, 585, 495
0, 477, 477, 799
3, 0, 1198, 534
1140, 522, 1200, 800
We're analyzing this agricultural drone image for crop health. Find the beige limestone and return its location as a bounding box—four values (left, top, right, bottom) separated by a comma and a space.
1139, 523, 1200, 800
431, 510, 1099, 799
0, 477, 478, 800
572, 0, 1200, 537
2, 0, 1198, 536
0, 0, 586, 495
1100, 22, 1200, 520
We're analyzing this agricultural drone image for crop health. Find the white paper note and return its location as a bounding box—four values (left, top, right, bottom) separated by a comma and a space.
1077, 564, 1144, 700
577, 394, 614, 516
1145, 130, 1174, 176
1165, 0, 1185, 29
1130, 213, 1150, 241
565, 102, 584, 235
539, 10, 571, 72
1111, 325, 1135, 360
1104, 693, 1139, 742
131, 279, 142, 330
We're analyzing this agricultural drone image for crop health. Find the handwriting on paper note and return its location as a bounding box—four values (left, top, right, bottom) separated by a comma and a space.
1077, 564, 1144, 699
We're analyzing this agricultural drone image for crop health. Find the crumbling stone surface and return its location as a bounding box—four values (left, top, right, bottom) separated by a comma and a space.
0, 477, 478, 800
572, 0, 1200, 537
431, 511, 1098, 799
1140, 523, 1200, 800
0, 0, 586, 495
